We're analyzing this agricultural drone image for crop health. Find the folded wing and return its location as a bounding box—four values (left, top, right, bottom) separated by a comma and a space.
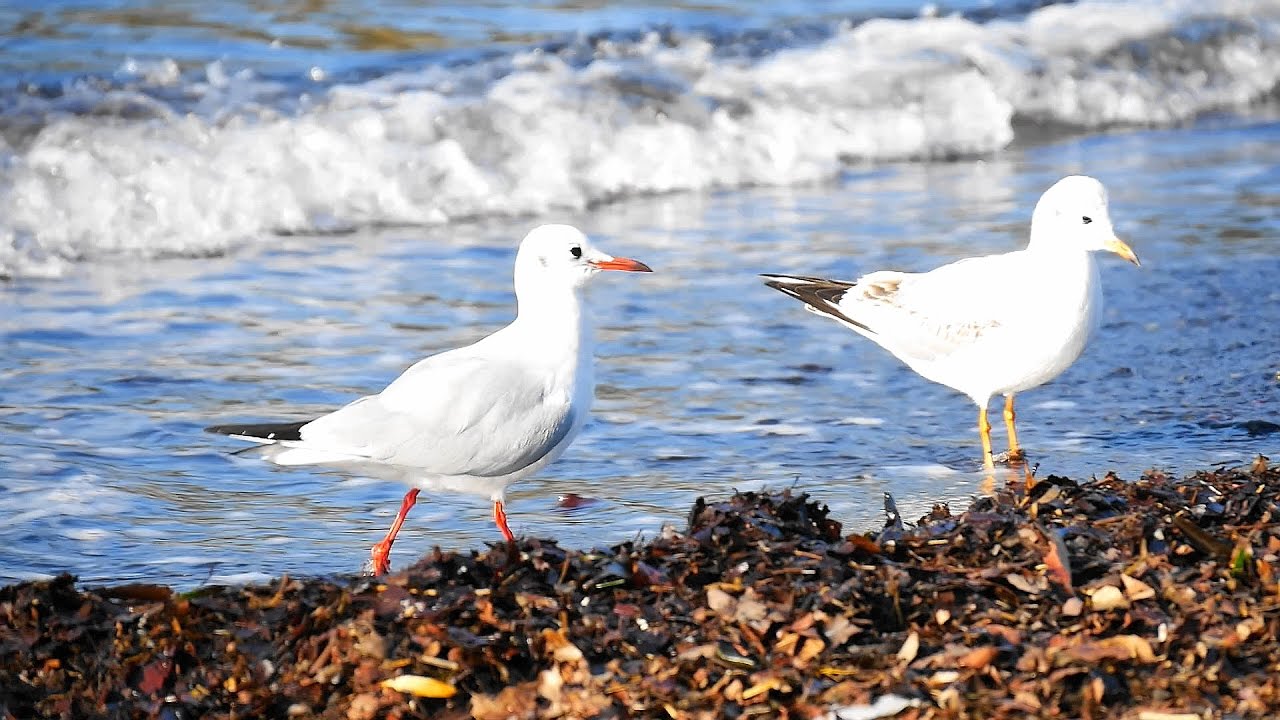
211, 346, 578, 479
764, 253, 1016, 363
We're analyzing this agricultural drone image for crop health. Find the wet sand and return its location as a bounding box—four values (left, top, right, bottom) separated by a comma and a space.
4, 459, 1279, 719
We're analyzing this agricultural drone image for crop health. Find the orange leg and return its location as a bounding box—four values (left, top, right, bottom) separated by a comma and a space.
1003, 395, 1024, 461
979, 405, 994, 471
493, 499, 515, 543
369, 488, 420, 575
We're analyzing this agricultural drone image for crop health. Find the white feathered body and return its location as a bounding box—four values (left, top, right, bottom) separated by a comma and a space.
787, 246, 1102, 406
249, 301, 595, 501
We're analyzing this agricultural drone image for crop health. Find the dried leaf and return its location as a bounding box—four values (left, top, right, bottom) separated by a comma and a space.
734, 588, 769, 624
823, 614, 859, 645
706, 587, 734, 614
99, 584, 173, 603
1065, 635, 1156, 664
897, 631, 919, 664
470, 684, 538, 720
537, 667, 562, 703
541, 628, 584, 663
137, 657, 173, 695
677, 644, 716, 662
742, 675, 785, 700
774, 631, 799, 655
795, 637, 825, 665
1043, 529, 1074, 593
1006, 573, 1041, 595
1120, 574, 1155, 601
983, 624, 1023, 645
958, 646, 999, 670
845, 535, 882, 555
381, 674, 457, 698
347, 692, 381, 720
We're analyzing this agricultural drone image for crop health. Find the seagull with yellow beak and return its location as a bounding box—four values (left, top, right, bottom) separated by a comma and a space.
763, 175, 1140, 471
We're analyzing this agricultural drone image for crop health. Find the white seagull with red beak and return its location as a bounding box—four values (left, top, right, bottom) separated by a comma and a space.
207, 224, 652, 574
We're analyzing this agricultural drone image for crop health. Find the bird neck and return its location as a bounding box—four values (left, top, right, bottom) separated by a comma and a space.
1023, 234, 1101, 314
512, 284, 592, 356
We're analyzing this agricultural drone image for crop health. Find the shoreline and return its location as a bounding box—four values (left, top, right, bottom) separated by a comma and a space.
3, 459, 1279, 719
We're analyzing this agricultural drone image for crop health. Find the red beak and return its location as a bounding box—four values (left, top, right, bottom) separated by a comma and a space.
590, 256, 652, 272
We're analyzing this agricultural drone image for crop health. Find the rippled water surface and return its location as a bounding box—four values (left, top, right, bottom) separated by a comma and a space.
4, 119, 1278, 586
2, 0, 1279, 586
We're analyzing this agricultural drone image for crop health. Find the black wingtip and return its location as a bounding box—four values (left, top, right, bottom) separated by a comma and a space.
761, 273, 813, 296
205, 420, 308, 441
760, 272, 829, 284
762, 277, 803, 299
760, 273, 872, 334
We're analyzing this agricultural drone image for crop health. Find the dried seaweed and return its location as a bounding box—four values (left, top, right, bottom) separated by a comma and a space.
4, 460, 1280, 719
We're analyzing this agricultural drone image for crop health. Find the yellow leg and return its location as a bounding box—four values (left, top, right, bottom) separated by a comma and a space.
1003, 395, 1024, 461
979, 406, 994, 470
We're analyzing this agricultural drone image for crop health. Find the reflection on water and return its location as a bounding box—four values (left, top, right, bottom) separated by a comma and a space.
1, 118, 1278, 585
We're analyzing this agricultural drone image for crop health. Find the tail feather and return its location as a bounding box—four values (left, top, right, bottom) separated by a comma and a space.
205, 420, 310, 442
760, 273, 872, 333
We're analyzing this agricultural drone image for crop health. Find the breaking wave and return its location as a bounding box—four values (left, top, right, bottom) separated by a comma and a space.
2, 0, 1278, 277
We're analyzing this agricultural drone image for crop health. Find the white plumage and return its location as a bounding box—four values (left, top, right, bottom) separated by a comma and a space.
764, 175, 1139, 470
208, 224, 651, 573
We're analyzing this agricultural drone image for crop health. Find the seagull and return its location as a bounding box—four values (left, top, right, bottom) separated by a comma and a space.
762, 175, 1139, 471
207, 224, 652, 574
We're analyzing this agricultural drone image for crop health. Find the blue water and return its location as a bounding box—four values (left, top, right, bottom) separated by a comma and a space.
1, 0, 1279, 586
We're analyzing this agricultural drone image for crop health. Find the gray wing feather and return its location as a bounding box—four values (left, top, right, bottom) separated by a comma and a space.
834, 254, 1022, 362
296, 347, 577, 478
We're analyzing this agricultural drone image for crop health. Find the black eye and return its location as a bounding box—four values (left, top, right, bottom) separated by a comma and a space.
1082, 216, 1093, 225
570, 246, 582, 258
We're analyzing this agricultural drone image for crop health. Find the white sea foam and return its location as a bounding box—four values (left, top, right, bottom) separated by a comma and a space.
2, 0, 1278, 278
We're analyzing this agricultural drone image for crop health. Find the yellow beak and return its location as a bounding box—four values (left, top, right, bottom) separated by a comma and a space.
1104, 236, 1140, 266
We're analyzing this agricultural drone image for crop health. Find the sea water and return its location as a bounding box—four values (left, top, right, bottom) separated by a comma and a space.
1, 0, 1278, 585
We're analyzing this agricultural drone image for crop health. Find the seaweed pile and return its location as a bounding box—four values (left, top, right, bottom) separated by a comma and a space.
4, 459, 1280, 719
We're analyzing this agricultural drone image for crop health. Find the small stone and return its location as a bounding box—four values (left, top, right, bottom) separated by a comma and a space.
1061, 597, 1084, 617
1089, 585, 1129, 611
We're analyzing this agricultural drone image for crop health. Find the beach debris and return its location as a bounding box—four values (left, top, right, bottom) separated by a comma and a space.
381, 675, 457, 698
826, 694, 921, 719
4, 460, 1280, 718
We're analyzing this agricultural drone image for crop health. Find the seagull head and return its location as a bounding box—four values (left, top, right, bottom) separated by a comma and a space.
514, 224, 652, 294
1030, 175, 1140, 266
